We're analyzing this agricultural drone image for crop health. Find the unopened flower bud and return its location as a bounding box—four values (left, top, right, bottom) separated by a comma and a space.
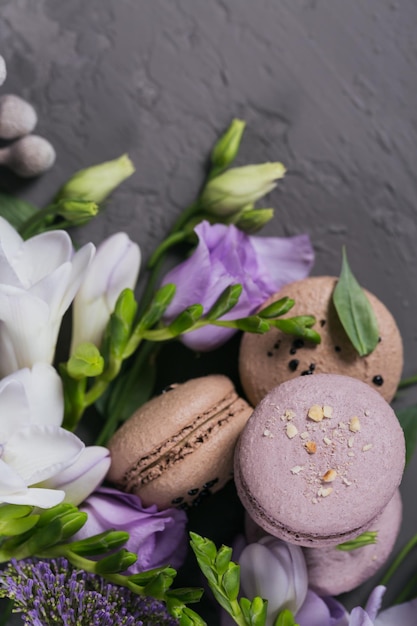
0, 55, 6, 86
56, 154, 135, 205
200, 162, 286, 217
235, 208, 274, 233
211, 118, 246, 171
56, 199, 99, 223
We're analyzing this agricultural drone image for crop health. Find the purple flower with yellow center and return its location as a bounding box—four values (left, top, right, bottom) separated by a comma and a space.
162, 221, 314, 351
0, 557, 179, 626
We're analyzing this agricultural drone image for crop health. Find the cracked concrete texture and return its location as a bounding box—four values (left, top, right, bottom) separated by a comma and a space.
1, 0, 417, 616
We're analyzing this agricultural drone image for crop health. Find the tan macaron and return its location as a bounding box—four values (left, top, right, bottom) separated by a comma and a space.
107, 375, 253, 510
239, 276, 403, 405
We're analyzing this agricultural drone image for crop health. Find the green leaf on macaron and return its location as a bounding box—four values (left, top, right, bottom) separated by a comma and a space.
333, 247, 379, 357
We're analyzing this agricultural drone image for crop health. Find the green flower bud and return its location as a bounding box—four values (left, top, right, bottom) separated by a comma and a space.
210, 119, 246, 171
200, 162, 286, 216
235, 208, 274, 233
56, 154, 135, 205
55, 198, 99, 223
67, 342, 104, 380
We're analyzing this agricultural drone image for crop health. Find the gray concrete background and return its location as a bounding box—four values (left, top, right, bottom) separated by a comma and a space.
1, 0, 417, 620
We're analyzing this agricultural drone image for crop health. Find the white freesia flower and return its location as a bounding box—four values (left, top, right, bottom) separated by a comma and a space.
239, 536, 308, 626
0, 363, 109, 508
0, 216, 95, 377
70, 232, 140, 352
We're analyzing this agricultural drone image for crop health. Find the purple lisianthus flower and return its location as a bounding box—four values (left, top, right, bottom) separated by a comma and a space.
76, 486, 187, 573
296, 590, 349, 626
162, 221, 314, 351
0, 557, 178, 625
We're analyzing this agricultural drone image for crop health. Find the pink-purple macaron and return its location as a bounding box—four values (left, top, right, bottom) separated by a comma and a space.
234, 374, 405, 548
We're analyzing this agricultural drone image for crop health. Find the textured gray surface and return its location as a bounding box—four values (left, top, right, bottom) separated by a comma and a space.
1, 0, 417, 620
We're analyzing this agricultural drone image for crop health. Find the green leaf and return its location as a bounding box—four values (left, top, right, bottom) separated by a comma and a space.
166, 587, 204, 604
67, 343, 104, 379
128, 566, 177, 586
272, 317, 321, 344
214, 545, 233, 576
179, 606, 207, 626
68, 530, 129, 556
258, 297, 295, 319
333, 248, 379, 356
209, 584, 234, 614
205, 285, 243, 320
396, 405, 417, 465
273, 609, 298, 626
138, 284, 177, 331
0, 504, 33, 522
168, 304, 204, 335
0, 515, 40, 536
337, 530, 378, 551
0, 193, 38, 229
250, 596, 268, 626
95, 549, 137, 575
222, 563, 240, 601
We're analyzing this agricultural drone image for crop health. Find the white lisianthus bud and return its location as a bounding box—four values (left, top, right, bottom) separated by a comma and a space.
56, 154, 134, 205
200, 162, 286, 217
71, 232, 140, 353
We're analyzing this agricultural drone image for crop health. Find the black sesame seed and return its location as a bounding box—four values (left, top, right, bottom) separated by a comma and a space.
187, 488, 199, 496
335, 346, 341, 352
293, 338, 305, 349
162, 384, 176, 393
320, 319, 326, 327
267, 351, 273, 357
179, 502, 189, 510
288, 359, 299, 372
378, 336, 382, 343
301, 370, 313, 376
372, 375, 384, 387
203, 478, 219, 489
290, 348, 297, 355
309, 363, 316, 371
274, 341, 281, 350
171, 496, 184, 504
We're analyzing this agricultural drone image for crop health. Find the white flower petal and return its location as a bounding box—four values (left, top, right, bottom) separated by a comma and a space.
0, 217, 24, 286
0, 379, 30, 440
40, 446, 111, 505
0, 487, 65, 508
20, 230, 73, 285
3, 424, 84, 485
60, 243, 95, 315
8, 363, 64, 427
0, 459, 27, 494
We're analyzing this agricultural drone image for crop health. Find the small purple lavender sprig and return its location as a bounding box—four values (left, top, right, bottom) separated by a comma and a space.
0, 557, 179, 626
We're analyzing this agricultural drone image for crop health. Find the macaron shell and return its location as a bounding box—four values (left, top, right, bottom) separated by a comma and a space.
234, 374, 405, 547
304, 489, 402, 595
239, 276, 403, 405
107, 375, 253, 510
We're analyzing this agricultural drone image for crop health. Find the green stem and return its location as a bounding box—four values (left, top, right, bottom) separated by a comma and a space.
147, 230, 190, 269
95, 341, 157, 446
398, 375, 417, 390
18, 203, 58, 238
379, 532, 417, 586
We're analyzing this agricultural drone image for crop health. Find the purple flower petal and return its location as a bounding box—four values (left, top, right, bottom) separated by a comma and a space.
296, 591, 349, 626
162, 221, 314, 351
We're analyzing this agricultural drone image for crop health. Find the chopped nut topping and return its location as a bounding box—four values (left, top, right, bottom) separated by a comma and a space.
347, 451, 355, 457
342, 477, 352, 486
323, 405, 333, 418
364, 409, 370, 416
349, 416, 361, 432
285, 409, 295, 420
305, 440, 317, 454
317, 486, 333, 498
312, 497, 318, 504
300, 431, 309, 440
323, 437, 332, 446
263, 428, 271, 437
362, 444, 373, 452
290, 465, 304, 475
348, 436, 355, 448
322, 469, 337, 482
286, 423, 298, 439
308, 405, 324, 422
338, 421, 347, 429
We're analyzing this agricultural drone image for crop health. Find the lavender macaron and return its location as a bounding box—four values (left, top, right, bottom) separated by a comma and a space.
234, 374, 405, 548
